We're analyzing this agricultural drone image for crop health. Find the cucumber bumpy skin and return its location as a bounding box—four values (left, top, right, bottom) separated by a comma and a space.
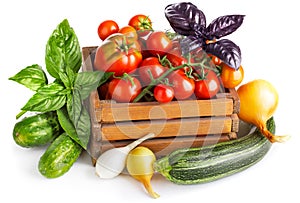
38, 133, 82, 178
154, 117, 275, 185
13, 111, 62, 148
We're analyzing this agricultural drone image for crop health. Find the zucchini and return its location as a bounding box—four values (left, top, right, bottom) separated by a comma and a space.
13, 111, 62, 148
153, 117, 275, 184
38, 133, 82, 178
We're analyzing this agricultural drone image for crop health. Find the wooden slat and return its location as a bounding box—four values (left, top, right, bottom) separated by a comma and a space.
100, 116, 232, 141
101, 133, 233, 158
97, 98, 233, 123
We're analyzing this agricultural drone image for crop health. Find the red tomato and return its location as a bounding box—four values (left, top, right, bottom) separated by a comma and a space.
94, 33, 142, 76
194, 70, 220, 99
146, 31, 172, 56
108, 77, 142, 103
168, 70, 195, 100
138, 57, 168, 85
97, 20, 119, 41
208, 54, 222, 66
128, 14, 152, 36
154, 84, 174, 103
118, 25, 138, 41
220, 63, 244, 88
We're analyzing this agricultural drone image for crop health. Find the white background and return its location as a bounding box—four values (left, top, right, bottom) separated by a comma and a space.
1, 0, 299, 202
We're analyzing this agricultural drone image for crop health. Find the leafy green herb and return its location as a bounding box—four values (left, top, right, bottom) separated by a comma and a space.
9, 64, 48, 91
21, 82, 67, 112
45, 19, 82, 80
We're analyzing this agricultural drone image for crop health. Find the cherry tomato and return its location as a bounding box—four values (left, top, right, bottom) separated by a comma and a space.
194, 70, 220, 99
108, 76, 142, 103
146, 31, 172, 56
168, 70, 195, 100
154, 84, 174, 103
208, 54, 222, 66
220, 63, 244, 88
94, 33, 142, 76
97, 20, 119, 41
128, 14, 152, 36
138, 57, 168, 85
166, 44, 187, 67
118, 25, 138, 41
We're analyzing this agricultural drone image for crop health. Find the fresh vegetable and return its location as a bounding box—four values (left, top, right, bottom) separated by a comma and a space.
194, 69, 220, 99
97, 20, 119, 40
107, 75, 142, 103
95, 133, 155, 179
138, 56, 167, 85
220, 63, 244, 88
146, 31, 172, 56
13, 112, 61, 148
38, 133, 82, 178
93, 33, 143, 76
128, 14, 152, 36
154, 117, 275, 184
237, 79, 289, 143
154, 84, 174, 103
119, 25, 138, 40
126, 146, 159, 198
164, 2, 244, 69
168, 70, 195, 100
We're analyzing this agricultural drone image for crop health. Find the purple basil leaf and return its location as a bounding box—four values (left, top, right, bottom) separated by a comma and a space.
180, 35, 206, 56
165, 2, 207, 37
207, 15, 245, 39
205, 39, 241, 69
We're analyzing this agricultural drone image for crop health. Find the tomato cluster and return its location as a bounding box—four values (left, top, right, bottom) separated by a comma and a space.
94, 15, 244, 103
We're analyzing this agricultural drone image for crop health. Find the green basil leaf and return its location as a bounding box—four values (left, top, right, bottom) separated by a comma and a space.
9, 64, 48, 91
74, 71, 104, 100
21, 82, 67, 112
66, 90, 90, 149
74, 104, 90, 149
45, 19, 82, 79
57, 106, 86, 149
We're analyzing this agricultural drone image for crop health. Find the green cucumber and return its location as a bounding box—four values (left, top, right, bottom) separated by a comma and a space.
13, 111, 62, 148
38, 133, 82, 178
154, 117, 275, 185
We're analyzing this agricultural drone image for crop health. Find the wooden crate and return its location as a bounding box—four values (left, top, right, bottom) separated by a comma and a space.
82, 46, 240, 161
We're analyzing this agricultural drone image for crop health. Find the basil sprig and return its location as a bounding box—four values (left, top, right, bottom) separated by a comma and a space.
165, 2, 244, 70
9, 19, 109, 150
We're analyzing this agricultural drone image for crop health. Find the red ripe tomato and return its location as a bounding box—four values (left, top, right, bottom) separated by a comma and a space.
168, 70, 195, 100
146, 31, 172, 56
107, 77, 142, 103
97, 20, 119, 41
118, 25, 138, 41
154, 84, 174, 103
208, 54, 222, 66
138, 57, 168, 85
94, 33, 143, 76
220, 63, 244, 88
194, 70, 220, 99
128, 14, 152, 36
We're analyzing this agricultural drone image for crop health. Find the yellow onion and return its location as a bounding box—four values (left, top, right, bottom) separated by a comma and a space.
126, 146, 159, 198
237, 79, 289, 143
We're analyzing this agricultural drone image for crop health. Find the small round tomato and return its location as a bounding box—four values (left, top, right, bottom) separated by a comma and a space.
97, 20, 119, 41
94, 33, 142, 76
154, 84, 174, 103
168, 70, 195, 100
138, 57, 168, 85
208, 54, 222, 66
108, 77, 142, 103
220, 63, 244, 88
128, 14, 152, 36
118, 25, 138, 41
146, 31, 172, 56
194, 70, 220, 99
